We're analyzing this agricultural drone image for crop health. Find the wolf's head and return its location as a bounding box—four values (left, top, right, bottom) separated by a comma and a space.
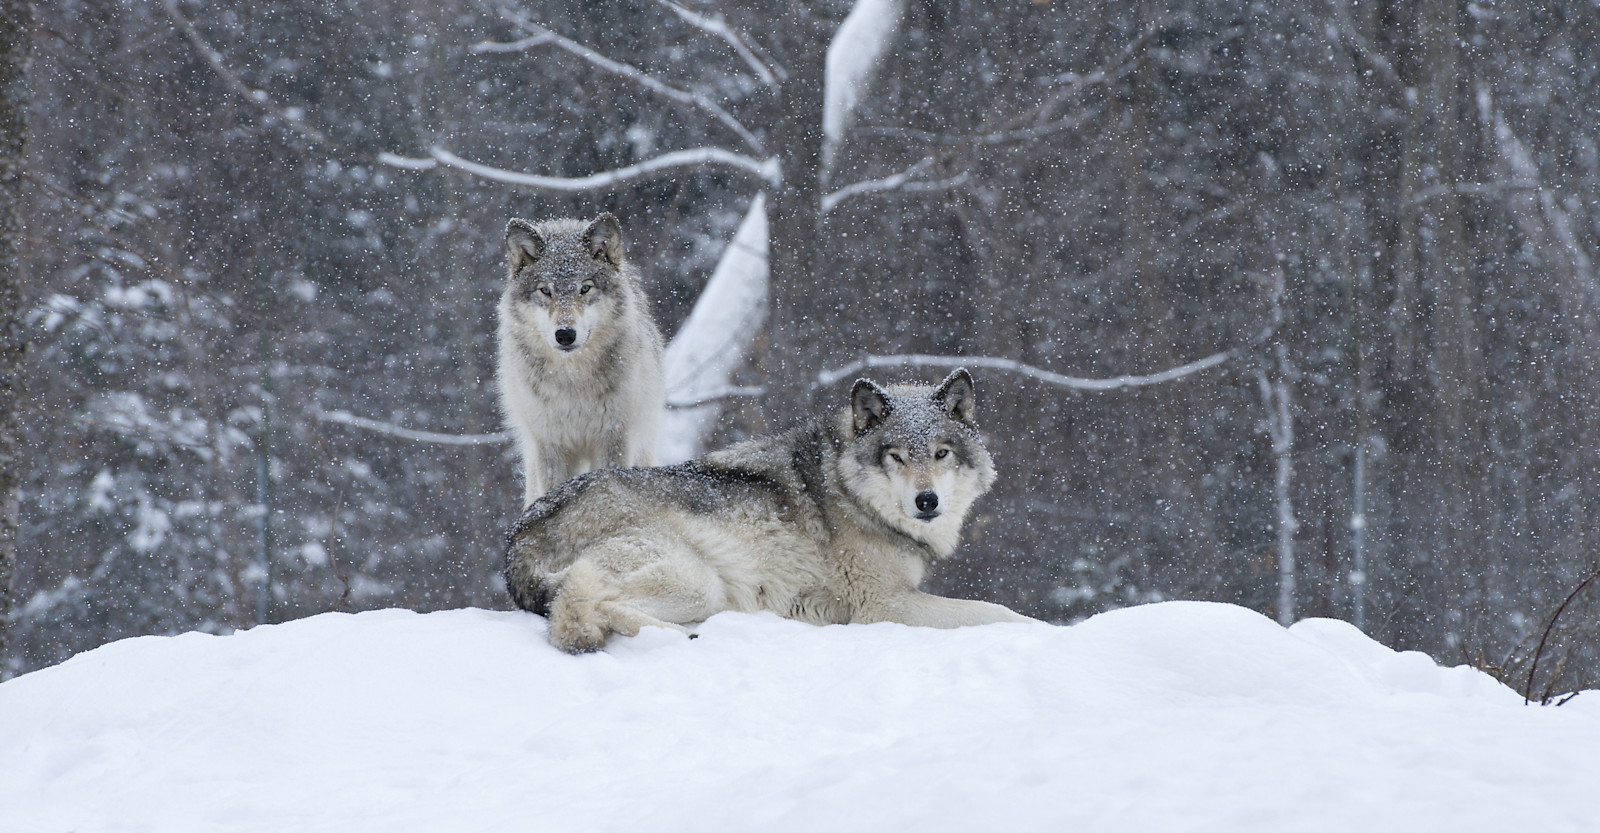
503, 214, 631, 355
836, 369, 998, 557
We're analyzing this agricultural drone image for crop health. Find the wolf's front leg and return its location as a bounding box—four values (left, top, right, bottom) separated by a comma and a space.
516, 431, 546, 509
538, 446, 578, 494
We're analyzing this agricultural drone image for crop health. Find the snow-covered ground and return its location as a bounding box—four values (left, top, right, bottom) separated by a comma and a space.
3, 601, 1597, 832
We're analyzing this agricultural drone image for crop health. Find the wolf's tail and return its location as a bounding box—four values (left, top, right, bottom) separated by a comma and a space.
502, 503, 566, 616
504, 558, 558, 617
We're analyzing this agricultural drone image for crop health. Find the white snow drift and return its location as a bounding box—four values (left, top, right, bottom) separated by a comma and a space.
3, 601, 1597, 832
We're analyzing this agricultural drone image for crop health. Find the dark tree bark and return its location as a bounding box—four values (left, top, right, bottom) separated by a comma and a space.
760, 2, 835, 429
0, 0, 33, 675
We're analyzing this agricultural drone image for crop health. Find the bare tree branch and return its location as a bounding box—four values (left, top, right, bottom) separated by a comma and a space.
380, 146, 778, 193
1409, 181, 1540, 204
316, 409, 511, 446
665, 385, 765, 409
481, 6, 765, 155
851, 15, 1159, 150
815, 349, 1239, 391
822, 157, 936, 212
159, 0, 328, 145
651, 0, 782, 86
859, 104, 1104, 149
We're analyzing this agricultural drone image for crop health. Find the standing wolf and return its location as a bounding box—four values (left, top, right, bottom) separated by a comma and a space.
497, 213, 664, 508
504, 369, 1036, 653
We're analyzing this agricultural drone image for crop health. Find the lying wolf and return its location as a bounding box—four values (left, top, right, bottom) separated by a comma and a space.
504, 369, 1035, 653
497, 213, 664, 508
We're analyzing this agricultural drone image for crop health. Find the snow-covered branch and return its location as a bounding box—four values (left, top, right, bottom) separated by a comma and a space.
652, 0, 781, 86
825, 157, 947, 212
380, 147, 779, 193
316, 410, 511, 446
823, 0, 907, 170
159, 0, 327, 144
481, 7, 765, 155
815, 349, 1238, 391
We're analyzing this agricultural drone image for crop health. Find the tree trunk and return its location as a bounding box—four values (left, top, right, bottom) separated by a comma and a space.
761, 3, 832, 428
1417, 0, 1484, 644
0, 0, 33, 676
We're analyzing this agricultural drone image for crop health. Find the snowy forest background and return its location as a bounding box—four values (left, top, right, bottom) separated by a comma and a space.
4, 0, 1600, 693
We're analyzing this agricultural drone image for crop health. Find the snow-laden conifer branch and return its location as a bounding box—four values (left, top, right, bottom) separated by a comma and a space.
316, 410, 511, 446
159, 0, 327, 145
815, 349, 1238, 391
379, 147, 779, 193
651, 0, 781, 86
481, 7, 765, 155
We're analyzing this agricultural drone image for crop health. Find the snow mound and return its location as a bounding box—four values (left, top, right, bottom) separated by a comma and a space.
3, 601, 1597, 832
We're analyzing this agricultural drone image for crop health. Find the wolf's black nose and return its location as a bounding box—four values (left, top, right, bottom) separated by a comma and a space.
915, 491, 939, 513
554, 328, 577, 347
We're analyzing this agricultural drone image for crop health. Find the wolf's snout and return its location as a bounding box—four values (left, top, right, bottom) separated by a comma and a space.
915, 490, 940, 514
554, 327, 578, 348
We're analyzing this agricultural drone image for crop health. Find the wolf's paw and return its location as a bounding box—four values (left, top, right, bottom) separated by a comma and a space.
548, 616, 608, 654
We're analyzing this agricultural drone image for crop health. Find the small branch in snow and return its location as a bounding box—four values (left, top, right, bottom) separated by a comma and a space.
481, 7, 765, 155
651, 0, 782, 86
323, 488, 351, 614
409, 147, 778, 193
316, 409, 511, 446
159, 0, 328, 145
815, 349, 1238, 391
1523, 566, 1600, 705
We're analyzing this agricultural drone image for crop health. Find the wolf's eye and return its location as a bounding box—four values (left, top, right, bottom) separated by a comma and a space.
580, 283, 593, 295
537, 286, 552, 297
935, 448, 950, 460
887, 451, 905, 465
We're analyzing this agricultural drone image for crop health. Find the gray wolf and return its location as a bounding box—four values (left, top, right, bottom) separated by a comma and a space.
504, 368, 1036, 653
497, 213, 665, 508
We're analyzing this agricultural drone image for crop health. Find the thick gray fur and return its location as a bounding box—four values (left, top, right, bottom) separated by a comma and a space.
497, 213, 665, 508
504, 369, 1037, 653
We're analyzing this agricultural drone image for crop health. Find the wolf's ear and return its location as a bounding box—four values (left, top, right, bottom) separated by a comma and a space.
933, 368, 977, 428
584, 213, 624, 266
506, 219, 545, 269
851, 378, 892, 436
